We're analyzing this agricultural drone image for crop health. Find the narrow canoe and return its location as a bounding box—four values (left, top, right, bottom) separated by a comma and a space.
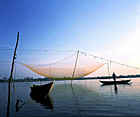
100, 79, 131, 85
30, 82, 54, 98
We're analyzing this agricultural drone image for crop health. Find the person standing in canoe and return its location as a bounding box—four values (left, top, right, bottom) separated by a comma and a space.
112, 72, 116, 82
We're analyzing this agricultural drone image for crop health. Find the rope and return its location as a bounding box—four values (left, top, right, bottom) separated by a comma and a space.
1, 49, 139, 71
0, 48, 78, 52
0, 61, 11, 63
0, 66, 11, 76
0, 47, 139, 69
107, 63, 110, 77
17, 52, 77, 67
0, 49, 13, 50
0, 44, 14, 49
80, 51, 102, 63
1, 49, 139, 70
80, 51, 140, 70
36, 51, 77, 66
13, 62, 24, 102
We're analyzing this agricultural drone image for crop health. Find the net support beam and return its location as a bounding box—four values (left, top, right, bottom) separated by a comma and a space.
71, 50, 79, 81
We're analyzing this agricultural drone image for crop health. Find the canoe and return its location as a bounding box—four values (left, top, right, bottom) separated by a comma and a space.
100, 79, 131, 85
30, 82, 54, 98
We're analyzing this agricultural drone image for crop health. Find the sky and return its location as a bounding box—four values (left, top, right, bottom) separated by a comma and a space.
0, 0, 140, 79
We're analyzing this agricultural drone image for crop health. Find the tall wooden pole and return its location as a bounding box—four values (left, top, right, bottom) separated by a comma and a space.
6, 31, 19, 117
71, 50, 79, 84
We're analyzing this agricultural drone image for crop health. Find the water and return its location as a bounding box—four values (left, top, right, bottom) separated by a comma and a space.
1, 78, 140, 116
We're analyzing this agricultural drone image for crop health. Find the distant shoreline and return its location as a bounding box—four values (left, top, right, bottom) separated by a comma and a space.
0, 74, 140, 83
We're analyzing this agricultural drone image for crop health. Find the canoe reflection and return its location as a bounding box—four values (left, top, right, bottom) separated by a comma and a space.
101, 83, 132, 95
30, 93, 54, 110
114, 83, 118, 95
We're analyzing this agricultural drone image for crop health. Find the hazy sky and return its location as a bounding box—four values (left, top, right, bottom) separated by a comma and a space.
0, 0, 140, 79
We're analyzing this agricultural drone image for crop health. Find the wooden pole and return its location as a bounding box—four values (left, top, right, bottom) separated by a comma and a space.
71, 50, 79, 83
107, 63, 110, 76
6, 31, 19, 117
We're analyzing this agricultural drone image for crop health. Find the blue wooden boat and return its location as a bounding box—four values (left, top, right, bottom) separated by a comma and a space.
100, 79, 131, 85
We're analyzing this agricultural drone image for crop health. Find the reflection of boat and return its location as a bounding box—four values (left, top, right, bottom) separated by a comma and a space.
30, 93, 54, 110
30, 82, 54, 98
100, 79, 131, 85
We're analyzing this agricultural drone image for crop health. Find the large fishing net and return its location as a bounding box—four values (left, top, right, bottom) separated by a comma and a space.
21, 51, 105, 79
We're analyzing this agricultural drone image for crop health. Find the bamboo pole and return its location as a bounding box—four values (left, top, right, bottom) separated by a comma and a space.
6, 31, 19, 117
71, 50, 79, 83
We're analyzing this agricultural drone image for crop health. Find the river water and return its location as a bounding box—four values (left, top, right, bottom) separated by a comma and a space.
1, 78, 140, 116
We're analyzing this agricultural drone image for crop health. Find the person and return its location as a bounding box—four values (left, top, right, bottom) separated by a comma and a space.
112, 72, 116, 82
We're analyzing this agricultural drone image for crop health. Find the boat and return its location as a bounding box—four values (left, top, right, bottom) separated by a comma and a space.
100, 79, 131, 85
30, 82, 54, 98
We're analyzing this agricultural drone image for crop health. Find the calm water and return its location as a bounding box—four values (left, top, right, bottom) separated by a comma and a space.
1, 78, 140, 116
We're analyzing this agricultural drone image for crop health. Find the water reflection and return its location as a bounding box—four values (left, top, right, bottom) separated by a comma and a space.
3, 79, 140, 117
114, 84, 118, 95
30, 93, 54, 110
70, 83, 81, 117
100, 82, 132, 95
15, 99, 26, 117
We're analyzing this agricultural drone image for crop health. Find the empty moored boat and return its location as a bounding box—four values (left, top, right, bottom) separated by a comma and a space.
30, 82, 54, 98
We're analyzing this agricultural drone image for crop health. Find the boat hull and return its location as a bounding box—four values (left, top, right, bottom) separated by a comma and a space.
30, 82, 54, 98
100, 80, 131, 85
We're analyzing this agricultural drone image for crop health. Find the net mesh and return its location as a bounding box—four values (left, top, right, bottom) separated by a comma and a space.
21, 51, 105, 79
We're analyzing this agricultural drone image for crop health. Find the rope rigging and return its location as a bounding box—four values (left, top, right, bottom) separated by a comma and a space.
27, 51, 78, 66
13, 62, 23, 102
0, 43, 139, 70
80, 51, 140, 70
1, 49, 140, 79
10, 59, 26, 117
1, 47, 139, 70
0, 66, 11, 77
0, 48, 78, 52
20, 51, 105, 79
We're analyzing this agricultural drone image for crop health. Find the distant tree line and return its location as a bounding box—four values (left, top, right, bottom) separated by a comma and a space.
0, 76, 52, 83
89, 74, 140, 79
0, 74, 140, 83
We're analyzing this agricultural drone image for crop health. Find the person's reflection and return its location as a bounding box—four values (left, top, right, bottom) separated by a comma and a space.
114, 83, 118, 95
15, 99, 19, 112
15, 99, 26, 113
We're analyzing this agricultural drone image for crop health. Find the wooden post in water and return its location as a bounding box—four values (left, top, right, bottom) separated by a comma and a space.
71, 50, 79, 84
6, 31, 19, 117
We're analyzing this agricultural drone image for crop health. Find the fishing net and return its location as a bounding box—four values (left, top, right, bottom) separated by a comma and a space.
21, 51, 105, 79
